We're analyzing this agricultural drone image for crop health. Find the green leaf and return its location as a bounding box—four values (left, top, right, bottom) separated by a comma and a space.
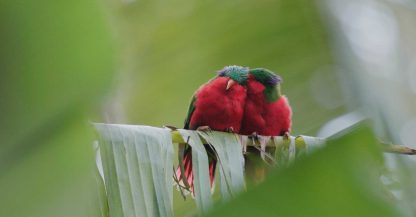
0, 1, 115, 216
0, 118, 102, 217
198, 131, 245, 200
93, 162, 109, 217
177, 130, 213, 214
205, 127, 400, 217
0, 0, 115, 157
95, 124, 174, 217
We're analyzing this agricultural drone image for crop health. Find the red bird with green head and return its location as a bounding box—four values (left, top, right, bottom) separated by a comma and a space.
240, 68, 292, 137
177, 66, 249, 192
240, 68, 292, 183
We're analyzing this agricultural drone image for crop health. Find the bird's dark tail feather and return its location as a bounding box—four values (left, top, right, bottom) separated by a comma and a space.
176, 146, 217, 194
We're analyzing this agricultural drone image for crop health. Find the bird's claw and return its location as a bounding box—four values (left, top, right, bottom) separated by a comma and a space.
240, 135, 248, 154
225, 127, 235, 133
251, 132, 259, 141
283, 132, 290, 140
196, 126, 211, 132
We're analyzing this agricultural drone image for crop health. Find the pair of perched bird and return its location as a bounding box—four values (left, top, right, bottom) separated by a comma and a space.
177, 65, 292, 192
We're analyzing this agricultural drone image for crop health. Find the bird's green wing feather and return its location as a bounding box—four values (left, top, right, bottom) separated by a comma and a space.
264, 85, 281, 102
184, 94, 197, 129
183, 76, 220, 129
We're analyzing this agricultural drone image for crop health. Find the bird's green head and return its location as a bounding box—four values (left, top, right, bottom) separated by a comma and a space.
249, 68, 283, 102
217, 65, 249, 85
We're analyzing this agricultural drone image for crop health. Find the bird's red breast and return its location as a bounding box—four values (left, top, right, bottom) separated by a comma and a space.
240, 78, 292, 136
189, 77, 247, 132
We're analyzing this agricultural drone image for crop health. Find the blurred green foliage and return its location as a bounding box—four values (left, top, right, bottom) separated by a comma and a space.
206, 126, 399, 217
1, 0, 397, 216
0, 0, 114, 216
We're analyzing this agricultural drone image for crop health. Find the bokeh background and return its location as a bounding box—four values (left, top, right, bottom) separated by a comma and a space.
1, 0, 416, 216
103, 0, 344, 136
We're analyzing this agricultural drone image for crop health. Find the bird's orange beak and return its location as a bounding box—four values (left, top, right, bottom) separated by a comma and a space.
226, 79, 236, 91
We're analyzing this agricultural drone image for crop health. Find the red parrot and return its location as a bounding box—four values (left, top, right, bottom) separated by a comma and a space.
240, 68, 292, 136
240, 68, 292, 183
176, 66, 249, 193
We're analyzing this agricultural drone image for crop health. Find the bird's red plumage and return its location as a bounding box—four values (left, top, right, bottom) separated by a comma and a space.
189, 76, 247, 132
240, 77, 292, 136
177, 76, 247, 193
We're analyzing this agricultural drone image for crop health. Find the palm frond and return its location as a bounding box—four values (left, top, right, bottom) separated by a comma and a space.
95, 124, 174, 217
